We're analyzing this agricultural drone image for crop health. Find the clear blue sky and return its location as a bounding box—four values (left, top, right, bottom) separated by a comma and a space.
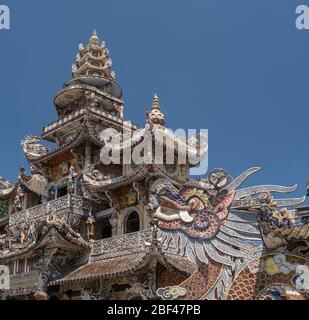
0, 0, 308, 201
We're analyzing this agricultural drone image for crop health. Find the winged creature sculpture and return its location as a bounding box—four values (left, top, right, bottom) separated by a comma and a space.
150, 167, 307, 299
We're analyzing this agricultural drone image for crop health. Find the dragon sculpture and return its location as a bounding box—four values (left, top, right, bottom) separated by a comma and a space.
149, 167, 309, 300
21, 136, 50, 160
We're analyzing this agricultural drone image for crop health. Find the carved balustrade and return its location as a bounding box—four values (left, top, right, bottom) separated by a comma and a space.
9, 195, 90, 228
91, 229, 152, 261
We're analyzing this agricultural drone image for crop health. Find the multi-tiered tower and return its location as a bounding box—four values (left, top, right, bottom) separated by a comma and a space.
0, 31, 203, 300
0, 31, 307, 301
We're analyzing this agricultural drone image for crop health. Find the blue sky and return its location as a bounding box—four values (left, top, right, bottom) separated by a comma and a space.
0, 0, 308, 201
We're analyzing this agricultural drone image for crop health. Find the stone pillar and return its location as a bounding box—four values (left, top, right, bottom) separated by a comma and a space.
23, 193, 28, 209
109, 213, 118, 237
84, 142, 92, 167
119, 106, 124, 118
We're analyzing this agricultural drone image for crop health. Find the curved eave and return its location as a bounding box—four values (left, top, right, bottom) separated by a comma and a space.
272, 223, 309, 241
0, 241, 37, 261
77, 52, 107, 64
73, 62, 112, 79
0, 185, 17, 201
19, 173, 47, 196
84, 163, 186, 197
80, 44, 105, 55
48, 243, 169, 286
152, 126, 207, 166
28, 126, 103, 164
48, 251, 150, 285
110, 127, 207, 166
0, 225, 89, 261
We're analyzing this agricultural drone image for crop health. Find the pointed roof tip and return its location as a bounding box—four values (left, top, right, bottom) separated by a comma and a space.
153, 93, 159, 101
152, 94, 160, 110
89, 28, 99, 41
148, 93, 165, 125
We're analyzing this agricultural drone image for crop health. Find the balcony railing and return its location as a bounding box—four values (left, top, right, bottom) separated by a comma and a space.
9, 194, 90, 228
90, 229, 152, 261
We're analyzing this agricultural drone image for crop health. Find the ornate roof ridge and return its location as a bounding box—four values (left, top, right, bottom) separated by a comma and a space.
83, 163, 185, 200
49, 227, 170, 285
48, 251, 149, 285
43, 107, 131, 138
0, 176, 17, 201
0, 240, 37, 261
27, 124, 103, 164
19, 170, 48, 196
0, 224, 88, 261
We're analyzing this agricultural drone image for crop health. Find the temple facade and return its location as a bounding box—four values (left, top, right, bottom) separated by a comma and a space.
0, 31, 309, 300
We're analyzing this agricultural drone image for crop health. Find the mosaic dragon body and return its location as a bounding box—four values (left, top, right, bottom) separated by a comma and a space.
151, 167, 309, 300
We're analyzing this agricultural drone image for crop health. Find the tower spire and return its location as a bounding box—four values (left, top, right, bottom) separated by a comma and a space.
89, 28, 100, 44
55, 30, 123, 119
72, 30, 115, 79
152, 94, 160, 110
146, 94, 165, 126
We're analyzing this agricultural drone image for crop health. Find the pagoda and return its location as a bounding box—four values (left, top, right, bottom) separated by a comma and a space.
0, 31, 309, 300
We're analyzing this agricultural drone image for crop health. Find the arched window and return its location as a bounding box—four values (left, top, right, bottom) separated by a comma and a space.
125, 211, 140, 234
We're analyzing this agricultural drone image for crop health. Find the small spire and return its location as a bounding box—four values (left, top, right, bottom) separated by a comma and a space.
89, 28, 100, 44
152, 94, 160, 110
147, 94, 165, 126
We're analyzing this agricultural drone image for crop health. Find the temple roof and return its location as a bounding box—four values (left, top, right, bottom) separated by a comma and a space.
50, 229, 156, 285
42, 107, 136, 142
19, 168, 48, 196
22, 124, 103, 165
266, 222, 309, 241
82, 163, 188, 202
49, 229, 194, 286
277, 224, 309, 240
49, 251, 149, 285
101, 95, 207, 162
0, 222, 89, 261
0, 177, 16, 201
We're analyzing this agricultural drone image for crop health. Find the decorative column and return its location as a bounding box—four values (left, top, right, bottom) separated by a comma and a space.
109, 212, 118, 237
84, 142, 92, 167
23, 193, 28, 209
118, 105, 124, 118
